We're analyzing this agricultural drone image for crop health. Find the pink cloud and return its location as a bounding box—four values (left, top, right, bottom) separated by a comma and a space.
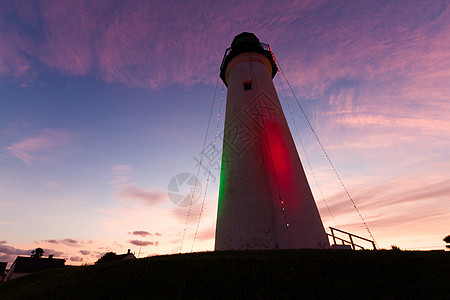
1, 0, 448, 96
115, 187, 166, 205
36, 1, 105, 76
0, 221, 22, 225
318, 177, 450, 239
5, 128, 74, 164
109, 164, 132, 186
0, 2, 42, 86
195, 227, 215, 242
0, 1, 328, 88
171, 206, 202, 223
280, 3, 450, 96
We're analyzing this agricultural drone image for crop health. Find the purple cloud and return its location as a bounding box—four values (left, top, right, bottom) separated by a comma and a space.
63, 238, 78, 244
129, 231, 152, 237
43, 249, 65, 257
70, 256, 83, 262
0, 241, 7, 245
0, 0, 448, 105
79, 250, 90, 255
129, 240, 158, 247
0, 0, 340, 89
43, 239, 59, 244
0, 254, 16, 265
0, 245, 30, 255
0, 244, 64, 260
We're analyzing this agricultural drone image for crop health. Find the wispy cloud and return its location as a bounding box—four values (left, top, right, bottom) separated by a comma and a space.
109, 164, 132, 186
318, 177, 450, 243
5, 128, 74, 164
115, 187, 166, 205
109, 165, 166, 205
2, 0, 448, 96
0, 221, 22, 225
0, 0, 332, 89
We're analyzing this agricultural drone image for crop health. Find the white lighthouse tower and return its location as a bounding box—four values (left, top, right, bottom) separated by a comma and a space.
215, 32, 329, 250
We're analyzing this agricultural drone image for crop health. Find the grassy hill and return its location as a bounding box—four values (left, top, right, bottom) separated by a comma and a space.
0, 249, 449, 299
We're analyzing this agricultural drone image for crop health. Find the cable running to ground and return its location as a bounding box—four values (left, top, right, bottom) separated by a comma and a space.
278, 76, 339, 229
179, 76, 219, 253
191, 84, 224, 252
277, 62, 378, 248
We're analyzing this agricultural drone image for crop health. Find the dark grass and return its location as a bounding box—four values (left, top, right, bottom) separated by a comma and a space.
1, 249, 449, 299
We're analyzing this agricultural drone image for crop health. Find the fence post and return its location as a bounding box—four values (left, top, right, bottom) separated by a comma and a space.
330, 227, 337, 245
349, 234, 355, 250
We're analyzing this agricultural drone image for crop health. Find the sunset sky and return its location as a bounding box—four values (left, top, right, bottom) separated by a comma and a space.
1, 0, 449, 266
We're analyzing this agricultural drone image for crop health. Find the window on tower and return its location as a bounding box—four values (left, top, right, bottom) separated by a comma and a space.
243, 81, 252, 90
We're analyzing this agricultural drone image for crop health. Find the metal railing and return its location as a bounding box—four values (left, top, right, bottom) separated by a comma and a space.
327, 227, 377, 250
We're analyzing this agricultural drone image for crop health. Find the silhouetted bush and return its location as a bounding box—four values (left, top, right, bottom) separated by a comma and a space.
95, 252, 117, 264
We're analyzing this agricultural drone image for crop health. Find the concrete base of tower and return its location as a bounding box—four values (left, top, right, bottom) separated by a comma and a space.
215, 213, 330, 251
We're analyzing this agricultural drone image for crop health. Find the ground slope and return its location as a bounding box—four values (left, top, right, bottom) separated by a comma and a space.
0, 249, 449, 299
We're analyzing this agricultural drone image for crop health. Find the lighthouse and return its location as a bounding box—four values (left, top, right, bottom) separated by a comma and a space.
215, 32, 329, 250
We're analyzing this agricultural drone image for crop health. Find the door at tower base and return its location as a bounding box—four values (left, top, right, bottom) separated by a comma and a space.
215, 32, 329, 250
